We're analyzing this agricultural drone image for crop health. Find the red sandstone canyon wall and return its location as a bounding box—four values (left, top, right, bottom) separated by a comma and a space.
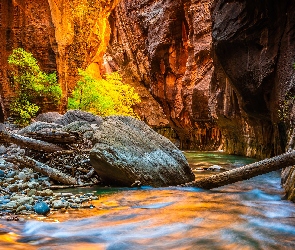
107, 0, 222, 150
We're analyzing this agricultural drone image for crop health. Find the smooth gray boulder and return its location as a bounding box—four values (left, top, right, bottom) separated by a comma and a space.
90, 116, 195, 187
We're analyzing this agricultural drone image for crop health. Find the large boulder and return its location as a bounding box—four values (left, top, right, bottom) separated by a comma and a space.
90, 116, 195, 187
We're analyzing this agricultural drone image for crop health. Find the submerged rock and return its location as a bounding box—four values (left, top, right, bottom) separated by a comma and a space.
90, 116, 195, 187
207, 165, 225, 171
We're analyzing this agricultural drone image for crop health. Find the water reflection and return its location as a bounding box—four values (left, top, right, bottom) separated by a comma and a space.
1, 152, 295, 249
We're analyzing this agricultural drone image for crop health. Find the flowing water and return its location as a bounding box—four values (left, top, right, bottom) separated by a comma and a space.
1, 152, 295, 250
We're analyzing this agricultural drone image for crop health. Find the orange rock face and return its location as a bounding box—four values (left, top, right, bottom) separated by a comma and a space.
0, 0, 56, 119
48, 0, 119, 109
0, 0, 119, 116
108, 0, 222, 150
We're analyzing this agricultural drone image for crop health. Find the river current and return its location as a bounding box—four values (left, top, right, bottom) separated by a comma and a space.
0, 152, 295, 249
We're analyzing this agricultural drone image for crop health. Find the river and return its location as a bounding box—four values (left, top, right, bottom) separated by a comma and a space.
0, 152, 295, 249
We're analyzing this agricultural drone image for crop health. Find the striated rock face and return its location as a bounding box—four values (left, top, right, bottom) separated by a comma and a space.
211, 0, 295, 159
108, 0, 222, 150
90, 116, 195, 187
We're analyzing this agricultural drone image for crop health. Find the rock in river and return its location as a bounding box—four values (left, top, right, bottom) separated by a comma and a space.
90, 116, 195, 187
34, 201, 50, 215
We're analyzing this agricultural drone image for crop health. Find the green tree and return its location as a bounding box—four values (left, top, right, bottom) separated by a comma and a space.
8, 48, 62, 125
68, 69, 140, 117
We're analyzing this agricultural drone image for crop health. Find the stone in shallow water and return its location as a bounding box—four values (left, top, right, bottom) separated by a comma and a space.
34, 201, 50, 215
52, 200, 68, 209
0, 145, 7, 154
207, 165, 225, 171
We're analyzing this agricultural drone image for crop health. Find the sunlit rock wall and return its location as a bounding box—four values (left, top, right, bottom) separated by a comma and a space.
0, 0, 119, 114
48, 0, 120, 110
0, 0, 57, 115
108, 0, 222, 150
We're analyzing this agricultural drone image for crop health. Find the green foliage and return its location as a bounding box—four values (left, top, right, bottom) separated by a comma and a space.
8, 48, 62, 126
68, 69, 140, 117
10, 97, 40, 126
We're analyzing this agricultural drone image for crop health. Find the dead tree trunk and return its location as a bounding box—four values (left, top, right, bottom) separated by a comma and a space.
6, 155, 77, 185
185, 150, 295, 189
0, 123, 63, 152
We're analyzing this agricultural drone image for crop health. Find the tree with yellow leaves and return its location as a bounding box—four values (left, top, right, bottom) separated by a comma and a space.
68, 69, 140, 117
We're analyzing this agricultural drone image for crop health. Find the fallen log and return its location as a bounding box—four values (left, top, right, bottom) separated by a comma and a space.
6, 155, 77, 185
50, 183, 98, 190
25, 130, 78, 144
0, 123, 63, 152
185, 150, 295, 189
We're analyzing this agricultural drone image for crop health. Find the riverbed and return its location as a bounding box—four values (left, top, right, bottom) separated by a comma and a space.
0, 152, 295, 249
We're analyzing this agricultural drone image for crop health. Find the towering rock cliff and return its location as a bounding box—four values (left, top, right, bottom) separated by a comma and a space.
210, 0, 295, 200
1, 0, 295, 157
47, 0, 120, 109
108, 0, 222, 150
0, 0, 57, 117
0, 0, 119, 114
211, 0, 295, 158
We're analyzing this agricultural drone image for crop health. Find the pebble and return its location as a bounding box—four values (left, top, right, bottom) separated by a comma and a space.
38, 189, 53, 197
0, 170, 4, 178
69, 203, 80, 209
0, 146, 7, 154
18, 172, 28, 181
34, 201, 50, 215
0, 140, 99, 218
6, 171, 17, 178
27, 189, 37, 196
16, 205, 26, 213
52, 200, 68, 209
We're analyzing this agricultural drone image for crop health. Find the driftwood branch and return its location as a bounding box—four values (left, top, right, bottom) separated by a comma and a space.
50, 183, 98, 190
0, 123, 63, 152
6, 155, 77, 185
186, 150, 295, 189
25, 130, 78, 144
